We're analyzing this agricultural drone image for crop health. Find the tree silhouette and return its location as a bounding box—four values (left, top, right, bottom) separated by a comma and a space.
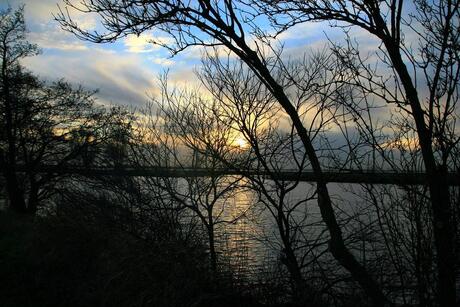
0, 6, 39, 213
256, 1, 459, 305
56, 2, 388, 305
0, 6, 130, 215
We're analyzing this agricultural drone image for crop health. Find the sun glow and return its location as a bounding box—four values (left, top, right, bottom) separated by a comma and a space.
233, 136, 249, 149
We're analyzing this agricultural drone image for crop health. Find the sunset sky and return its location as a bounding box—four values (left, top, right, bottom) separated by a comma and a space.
1, 0, 383, 109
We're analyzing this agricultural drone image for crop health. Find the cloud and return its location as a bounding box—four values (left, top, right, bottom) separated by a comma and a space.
124, 33, 173, 53
27, 24, 89, 51
167, 67, 202, 89
1, 1, 164, 107
1, 1, 94, 52
5, 0, 57, 23
22, 48, 158, 108
277, 22, 326, 41
152, 57, 175, 66
5, 0, 97, 30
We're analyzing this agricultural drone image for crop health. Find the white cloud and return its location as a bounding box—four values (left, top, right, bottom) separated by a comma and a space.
124, 33, 173, 53
277, 22, 326, 41
152, 57, 175, 66
27, 25, 89, 51
22, 48, 159, 107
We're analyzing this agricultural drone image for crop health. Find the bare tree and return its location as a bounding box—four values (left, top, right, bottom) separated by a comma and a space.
197, 50, 338, 303
255, 1, 459, 305
0, 6, 38, 213
140, 50, 382, 304
133, 93, 245, 275
56, 2, 388, 304
0, 6, 132, 215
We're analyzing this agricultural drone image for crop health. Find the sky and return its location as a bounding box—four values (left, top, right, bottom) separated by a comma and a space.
0, 0, 371, 109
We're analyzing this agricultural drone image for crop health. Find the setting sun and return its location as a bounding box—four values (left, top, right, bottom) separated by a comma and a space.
234, 136, 248, 149
4, 1, 458, 306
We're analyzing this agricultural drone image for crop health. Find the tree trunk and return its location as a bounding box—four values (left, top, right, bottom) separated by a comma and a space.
4, 164, 26, 213
27, 177, 39, 215
280, 241, 309, 303
208, 233, 217, 274
429, 169, 455, 307
207, 220, 217, 274
382, 38, 456, 307
232, 44, 387, 306
2, 48, 26, 215
275, 214, 309, 302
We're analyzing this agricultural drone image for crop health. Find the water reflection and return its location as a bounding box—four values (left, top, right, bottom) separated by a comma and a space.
213, 182, 354, 281
216, 189, 273, 280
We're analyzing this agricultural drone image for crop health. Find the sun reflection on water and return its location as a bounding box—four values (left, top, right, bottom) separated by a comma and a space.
216, 188, 270, 281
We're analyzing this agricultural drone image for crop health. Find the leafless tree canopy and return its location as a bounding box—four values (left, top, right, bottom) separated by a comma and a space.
0, 1, 458, 307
